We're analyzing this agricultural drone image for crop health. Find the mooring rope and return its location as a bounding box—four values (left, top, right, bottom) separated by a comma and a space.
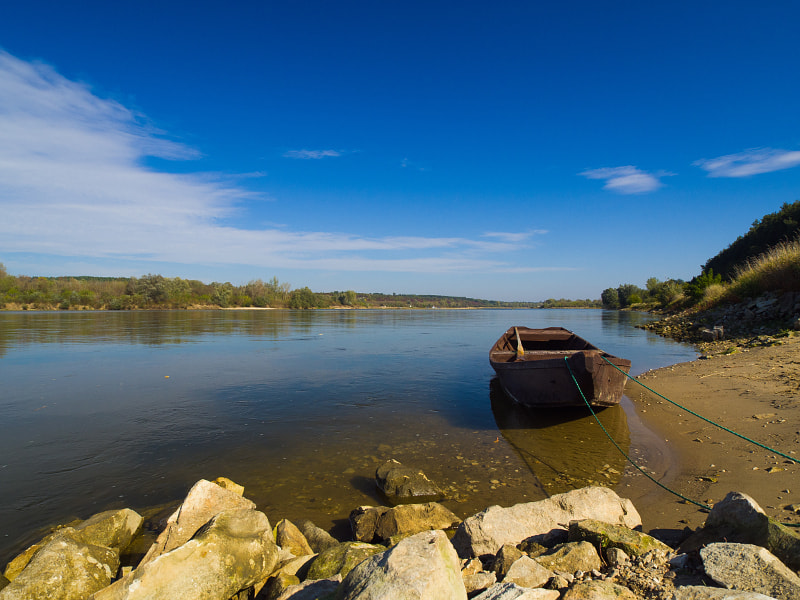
600, 354, 800, 465
563, 357, 712, 510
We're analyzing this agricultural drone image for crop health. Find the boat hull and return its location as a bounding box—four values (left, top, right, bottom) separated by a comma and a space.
489, 326, 631, 408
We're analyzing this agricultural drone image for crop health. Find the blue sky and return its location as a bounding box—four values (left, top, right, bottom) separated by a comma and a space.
1, 2, 798, 301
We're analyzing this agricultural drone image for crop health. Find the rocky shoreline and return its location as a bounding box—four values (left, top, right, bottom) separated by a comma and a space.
3, 465, 800, 600
638, 290, 800, 350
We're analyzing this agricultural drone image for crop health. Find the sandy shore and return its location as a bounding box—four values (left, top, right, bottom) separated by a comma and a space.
616, 334, 800, 534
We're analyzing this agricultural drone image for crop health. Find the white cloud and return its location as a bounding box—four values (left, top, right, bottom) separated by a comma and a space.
693, 148, 800, 177
482, 231, 547, 243
580, 166, 666, 194
0, 51, 571, 277
283, 149, 342, 159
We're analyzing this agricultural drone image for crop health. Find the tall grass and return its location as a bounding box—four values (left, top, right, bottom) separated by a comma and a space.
730, 236, 800, 297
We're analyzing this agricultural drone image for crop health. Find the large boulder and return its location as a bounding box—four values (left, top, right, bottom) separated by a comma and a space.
138, 478, 256, 565
0, 530, 120, 600
682, 491, 800, 571
375, 459, 443, 503
451, 486, 640, 558
568, 519, 671, 557
4, 509, 142, 582
700, 542, 800, 600
91, 508, 279, 600
338, 530, 466, 600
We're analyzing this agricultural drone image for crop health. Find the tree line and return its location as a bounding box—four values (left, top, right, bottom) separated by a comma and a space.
0, 268, 567, 310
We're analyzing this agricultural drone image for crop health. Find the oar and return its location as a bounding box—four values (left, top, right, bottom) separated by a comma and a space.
515, 327, 524, 358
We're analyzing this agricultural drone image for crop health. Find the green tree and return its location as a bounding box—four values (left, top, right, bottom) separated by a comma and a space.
288, 287, 317, 309
601, 288, 620, 309
686, 269, 722, 302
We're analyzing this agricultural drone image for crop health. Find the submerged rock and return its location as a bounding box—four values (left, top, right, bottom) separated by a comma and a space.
375, 459, 444, 503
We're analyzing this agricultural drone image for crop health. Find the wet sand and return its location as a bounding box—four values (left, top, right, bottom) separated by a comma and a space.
616, 335, 800, 533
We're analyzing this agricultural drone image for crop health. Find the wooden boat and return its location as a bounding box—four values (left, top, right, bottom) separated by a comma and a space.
489, 326, 631, 408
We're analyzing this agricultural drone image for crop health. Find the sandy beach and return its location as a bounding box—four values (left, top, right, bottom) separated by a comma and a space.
617, 334, 800, 534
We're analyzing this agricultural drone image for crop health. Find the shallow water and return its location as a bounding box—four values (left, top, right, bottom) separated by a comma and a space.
0, 309, 696, 562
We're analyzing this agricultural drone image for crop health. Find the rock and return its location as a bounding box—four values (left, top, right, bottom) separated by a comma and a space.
560, 580, 637, 599
375, 502, 460, 542
473, 582, 560, 599
305, 541, 385, 580
91, 508, 279, 600
568, 518, 672, 557
0, 530, 119, 600
0, 575, 7, 592
257, 572, 300, 600
451, 486, 640, 558
296, 519, 339, 553
257, 555, 317, 600
349, 506, 390, 543
338, 530, 466, 600
681, 491, 800, 571
463, 570, 497, 595
674, 586, 778, 599
493, 544, 524, 579
73, 509, 143, 553
139, 478, 257, 566
212, 476, 245, 495
273, 576, 341, 600
375, 459, 444, 502
533, 541, 601, 575
605, 547, 629, 566
3, 509, 142, 582
700, 542, 800, 600
275, 519, 314, 557
503, 555, 553, 588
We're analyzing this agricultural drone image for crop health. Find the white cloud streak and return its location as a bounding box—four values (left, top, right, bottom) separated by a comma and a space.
0, 51, 567, 276
283, 149, 342, 159
693, 148, 800, 178
580, 166, 666, 194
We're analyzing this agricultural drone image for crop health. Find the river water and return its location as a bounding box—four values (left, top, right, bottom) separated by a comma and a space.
0, 308, 696, 562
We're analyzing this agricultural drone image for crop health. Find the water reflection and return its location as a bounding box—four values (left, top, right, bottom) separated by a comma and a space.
491, 379, 630, 495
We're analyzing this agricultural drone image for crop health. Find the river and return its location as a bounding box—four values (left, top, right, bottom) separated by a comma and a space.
0, 308, 696, 563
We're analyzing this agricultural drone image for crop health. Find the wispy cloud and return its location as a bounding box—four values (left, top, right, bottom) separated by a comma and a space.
482, 231, 548, 244
283, 149, 342, 159
693, 148, 800, 178
0, 51, 569, 277
580, 166, 668, 194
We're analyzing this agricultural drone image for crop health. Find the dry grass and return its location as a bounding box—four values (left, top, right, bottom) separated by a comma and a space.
730, 236, 800, 297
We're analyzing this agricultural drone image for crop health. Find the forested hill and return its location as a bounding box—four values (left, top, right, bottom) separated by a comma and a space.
704, 200, 800, 280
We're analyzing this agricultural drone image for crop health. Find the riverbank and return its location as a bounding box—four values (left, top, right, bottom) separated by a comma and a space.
620, 330, 800, 534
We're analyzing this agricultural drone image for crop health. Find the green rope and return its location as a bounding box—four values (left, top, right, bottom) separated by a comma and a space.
563, 357, 712, 511
601, 355, 800, 465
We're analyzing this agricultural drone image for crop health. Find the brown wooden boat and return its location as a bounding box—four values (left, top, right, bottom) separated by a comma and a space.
489, 326, 631, 408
